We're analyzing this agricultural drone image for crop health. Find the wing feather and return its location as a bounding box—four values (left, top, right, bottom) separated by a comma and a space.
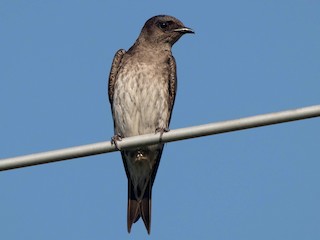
167, 55, 177, 124
108, 49, 126, 104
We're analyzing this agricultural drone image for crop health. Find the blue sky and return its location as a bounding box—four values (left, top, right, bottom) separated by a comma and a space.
1, 1, 320, 239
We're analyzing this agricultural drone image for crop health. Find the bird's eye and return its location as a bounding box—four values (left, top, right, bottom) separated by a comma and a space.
158, 21, 168, 30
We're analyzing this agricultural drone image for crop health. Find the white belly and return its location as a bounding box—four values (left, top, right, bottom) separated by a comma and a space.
112, 63, 169, 137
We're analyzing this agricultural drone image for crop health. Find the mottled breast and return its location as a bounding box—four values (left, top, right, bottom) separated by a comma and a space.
113, 53, 170, 138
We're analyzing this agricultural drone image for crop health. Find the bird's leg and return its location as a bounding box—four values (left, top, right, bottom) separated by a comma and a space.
155, 127, 170, 142
111, 133, 123, 150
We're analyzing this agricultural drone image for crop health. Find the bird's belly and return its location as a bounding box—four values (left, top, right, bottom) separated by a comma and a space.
113, 70, 169, 138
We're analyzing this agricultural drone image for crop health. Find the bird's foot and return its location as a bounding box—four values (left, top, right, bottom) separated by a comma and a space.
155, 127, 170, 142
111, 134, 123, 150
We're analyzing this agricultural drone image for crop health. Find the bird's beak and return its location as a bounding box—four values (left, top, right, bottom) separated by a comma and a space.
172, 27, 195, 34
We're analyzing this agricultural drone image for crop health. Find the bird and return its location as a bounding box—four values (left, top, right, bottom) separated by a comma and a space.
108, 15, 194, 234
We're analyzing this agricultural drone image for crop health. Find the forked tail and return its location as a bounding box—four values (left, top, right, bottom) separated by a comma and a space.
127, 178, 152, 234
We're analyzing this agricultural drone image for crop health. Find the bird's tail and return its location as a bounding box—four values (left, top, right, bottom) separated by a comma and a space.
127, 178, 152, 234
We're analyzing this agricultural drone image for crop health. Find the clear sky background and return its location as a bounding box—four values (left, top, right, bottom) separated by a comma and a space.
1, 1, 320, 239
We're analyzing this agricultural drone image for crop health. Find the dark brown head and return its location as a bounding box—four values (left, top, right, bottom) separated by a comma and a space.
137, 15, 194, 47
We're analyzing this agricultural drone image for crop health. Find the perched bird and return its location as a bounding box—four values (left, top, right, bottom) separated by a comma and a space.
108, 15, 193, 234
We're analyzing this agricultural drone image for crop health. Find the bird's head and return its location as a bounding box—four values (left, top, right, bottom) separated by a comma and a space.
138, 15, 194, 47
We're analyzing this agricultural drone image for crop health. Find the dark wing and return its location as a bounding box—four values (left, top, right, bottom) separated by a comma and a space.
108, 49, 126, 105
167, 55, 177, 125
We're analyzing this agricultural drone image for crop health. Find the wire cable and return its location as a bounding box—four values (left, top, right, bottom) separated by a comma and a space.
1, 104, 320, 171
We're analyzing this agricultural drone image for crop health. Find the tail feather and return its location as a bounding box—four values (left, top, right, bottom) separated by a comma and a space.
140, 182, 151, 234
127, 179, 152, 234
127, 199, 140, 233
127, 179, 140, 233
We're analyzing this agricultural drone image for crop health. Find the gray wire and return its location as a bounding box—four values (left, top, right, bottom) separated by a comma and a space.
1, 105, 320, 171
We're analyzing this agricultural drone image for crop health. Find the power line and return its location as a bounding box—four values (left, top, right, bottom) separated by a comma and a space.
1, 104, 320, 171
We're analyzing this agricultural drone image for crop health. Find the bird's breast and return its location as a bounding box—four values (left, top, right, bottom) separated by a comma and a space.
113, 61, 170, 137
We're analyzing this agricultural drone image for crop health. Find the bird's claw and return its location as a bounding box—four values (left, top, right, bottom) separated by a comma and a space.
111, 134, 123, 150
155, 127, 170, 142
